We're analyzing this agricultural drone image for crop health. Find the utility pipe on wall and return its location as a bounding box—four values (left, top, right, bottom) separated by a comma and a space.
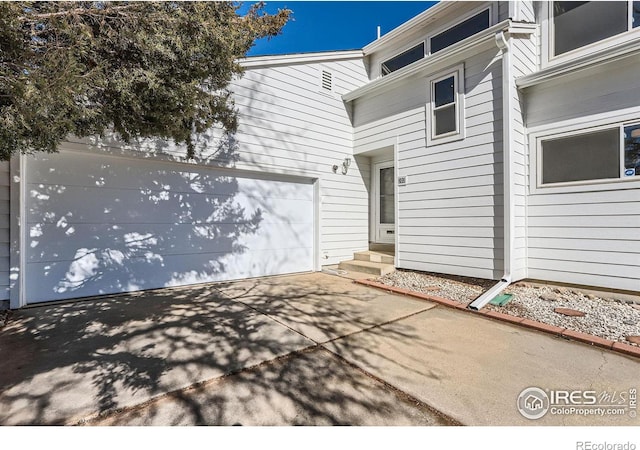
469, 30, 514, 310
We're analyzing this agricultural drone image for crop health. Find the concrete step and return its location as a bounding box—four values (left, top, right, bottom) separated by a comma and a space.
354, 251, 395, 265
369, 243, 395, 253
338, 259, 395, 276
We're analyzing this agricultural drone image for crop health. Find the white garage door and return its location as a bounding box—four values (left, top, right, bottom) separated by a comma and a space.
24, 151, 315, 304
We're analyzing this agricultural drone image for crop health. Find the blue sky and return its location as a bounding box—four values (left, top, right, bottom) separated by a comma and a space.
241, 1, 437, 55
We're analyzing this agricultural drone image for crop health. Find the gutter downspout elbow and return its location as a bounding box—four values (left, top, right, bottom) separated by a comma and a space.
468, 30, 513, 311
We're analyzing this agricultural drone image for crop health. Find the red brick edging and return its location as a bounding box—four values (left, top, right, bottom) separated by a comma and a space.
354, 278, 640, 359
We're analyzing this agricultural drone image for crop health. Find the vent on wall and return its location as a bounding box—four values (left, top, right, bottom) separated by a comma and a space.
321, 70, 333, 92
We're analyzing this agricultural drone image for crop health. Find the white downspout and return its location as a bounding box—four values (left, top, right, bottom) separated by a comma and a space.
469, 30, 514, 310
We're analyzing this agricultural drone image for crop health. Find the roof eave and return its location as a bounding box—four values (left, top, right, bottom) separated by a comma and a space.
517, 36, 640, 89
344, 20, 536, 103
239, 50, 364, 69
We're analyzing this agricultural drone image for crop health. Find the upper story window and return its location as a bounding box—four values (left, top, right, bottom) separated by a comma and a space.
430, 9, 490, 54
427, 65, 465, 145
379, 6, 492, 77
381, 42, 424, 76
552, 1, 640, 57
433, 75, 457, 136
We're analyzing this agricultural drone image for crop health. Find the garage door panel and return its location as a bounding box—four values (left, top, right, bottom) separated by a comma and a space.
26, 246, 313, 303
27, 222, 314, 264
29, 153, 313, 201
165, 247, 314, 287
236, 178, 314, 201
27, 184, 312, 225
25, 152, 315, 304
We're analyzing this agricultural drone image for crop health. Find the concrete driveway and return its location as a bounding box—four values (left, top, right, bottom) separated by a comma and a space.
0, 272, 638, 426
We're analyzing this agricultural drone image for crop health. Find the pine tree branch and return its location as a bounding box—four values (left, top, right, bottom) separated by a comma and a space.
19, 5, 135, 22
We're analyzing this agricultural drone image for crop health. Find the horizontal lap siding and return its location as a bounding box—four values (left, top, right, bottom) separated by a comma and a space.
524, 56, 640, 292
527, 192, 640, 291
354, 47, 504, 280
526, 58, 640, 129
0, 162, 8, 299
230, 60, 371, 265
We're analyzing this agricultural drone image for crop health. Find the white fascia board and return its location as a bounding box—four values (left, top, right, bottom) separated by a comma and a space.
517, 35, 640, 89
239, 50, 364, 69
344, 20, 535, 102
362, 1, 459, 54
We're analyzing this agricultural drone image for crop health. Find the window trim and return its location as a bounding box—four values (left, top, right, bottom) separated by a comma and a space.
543, 1, 640, 68
427, 64, 465, 146
532, 119, 640, 194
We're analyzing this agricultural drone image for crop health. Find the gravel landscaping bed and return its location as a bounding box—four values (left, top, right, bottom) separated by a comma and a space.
377, 269, 640, 346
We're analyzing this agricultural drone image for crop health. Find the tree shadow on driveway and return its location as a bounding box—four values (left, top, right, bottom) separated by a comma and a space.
0, 273, 448, 425
90, 347, 456, 426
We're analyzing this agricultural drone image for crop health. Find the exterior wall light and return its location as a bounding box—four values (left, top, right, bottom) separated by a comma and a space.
342, 157, 351, 175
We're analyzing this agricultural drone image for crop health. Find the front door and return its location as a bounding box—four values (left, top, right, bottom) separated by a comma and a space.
374, 161, 395, 244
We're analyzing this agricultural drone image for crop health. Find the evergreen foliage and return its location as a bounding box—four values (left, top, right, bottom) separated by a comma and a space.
0, 1, 290, 160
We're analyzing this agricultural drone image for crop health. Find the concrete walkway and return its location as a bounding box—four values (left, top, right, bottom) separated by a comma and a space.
0, 272, 638, 425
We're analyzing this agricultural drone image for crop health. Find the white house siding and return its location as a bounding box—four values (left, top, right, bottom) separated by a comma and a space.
509, 32, 538, 281
523, 56, 640, 292
514, 1, 536, 22
354, 46, 505, 280
500, 1, 535, 24
227, 59, 371, 264
0, 162, 9, 300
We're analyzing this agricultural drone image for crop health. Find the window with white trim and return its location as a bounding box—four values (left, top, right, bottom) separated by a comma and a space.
427, 66, 464, 145
539, 122, 640, 186
551, 1, 640, 57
